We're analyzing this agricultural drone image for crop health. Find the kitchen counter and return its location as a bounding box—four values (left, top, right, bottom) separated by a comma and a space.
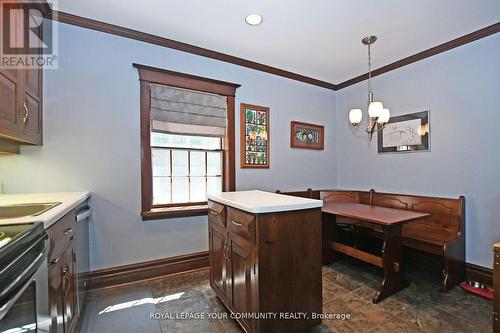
207, 190, 322, 214
0, 192, 90, 228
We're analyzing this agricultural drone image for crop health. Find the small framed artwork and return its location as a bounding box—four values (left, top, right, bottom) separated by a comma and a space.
378, 110, 430, 153
240, 103, 270, 168
290, 121, 324, 150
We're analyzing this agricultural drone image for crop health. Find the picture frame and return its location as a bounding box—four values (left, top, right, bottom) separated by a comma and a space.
378, 110, 430, 153
240, 103, 270, 168
290, 121, 324, 150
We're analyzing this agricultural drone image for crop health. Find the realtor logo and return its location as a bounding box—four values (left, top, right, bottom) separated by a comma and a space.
1, 0, 58, 69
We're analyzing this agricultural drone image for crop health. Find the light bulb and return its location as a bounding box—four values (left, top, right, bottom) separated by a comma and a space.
368, 101, 383, 119
245, 14, 263, 26
377, 108, 390, 124
349, 109, 362, 125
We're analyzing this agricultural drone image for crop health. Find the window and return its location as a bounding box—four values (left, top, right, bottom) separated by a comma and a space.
151, 133, 223, 204
134, 64, 239, 219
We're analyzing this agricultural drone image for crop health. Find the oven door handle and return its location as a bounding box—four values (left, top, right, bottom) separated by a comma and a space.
0, 247, 46, 321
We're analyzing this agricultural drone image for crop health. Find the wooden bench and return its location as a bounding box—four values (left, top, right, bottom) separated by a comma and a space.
369, 191, 465, 292
277, 188, 465, 292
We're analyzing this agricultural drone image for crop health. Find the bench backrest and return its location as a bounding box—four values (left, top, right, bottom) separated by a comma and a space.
320, 190, 372, 205
371, 192, 465, 242
275, 188, 320, 199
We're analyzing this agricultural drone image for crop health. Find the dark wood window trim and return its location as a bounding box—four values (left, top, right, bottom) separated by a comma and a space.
134, 63, 240, 219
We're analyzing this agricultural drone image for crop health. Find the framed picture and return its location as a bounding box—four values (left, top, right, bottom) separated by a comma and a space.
378, 110, 430, 153
240, 103, 270, 168
290, 121, 324, 150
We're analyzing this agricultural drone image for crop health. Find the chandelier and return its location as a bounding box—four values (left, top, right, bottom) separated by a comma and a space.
348, 35, 390, 140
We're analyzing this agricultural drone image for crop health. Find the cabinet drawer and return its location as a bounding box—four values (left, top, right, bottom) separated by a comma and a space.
227, 207, 256, 242
47, 210, 76, 263
208, 201, 226, 228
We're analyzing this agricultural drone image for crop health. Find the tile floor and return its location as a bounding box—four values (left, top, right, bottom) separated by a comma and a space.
77, 258, 492, 333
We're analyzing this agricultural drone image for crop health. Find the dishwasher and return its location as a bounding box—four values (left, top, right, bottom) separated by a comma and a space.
75, 200, 91, 316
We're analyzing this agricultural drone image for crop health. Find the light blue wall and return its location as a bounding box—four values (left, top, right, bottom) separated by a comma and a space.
335, 34, 500, 268
0, 23, 337, 270
1, 21, 498, 270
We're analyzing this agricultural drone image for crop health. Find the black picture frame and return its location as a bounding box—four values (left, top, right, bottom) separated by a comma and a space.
378, 111, 430, 153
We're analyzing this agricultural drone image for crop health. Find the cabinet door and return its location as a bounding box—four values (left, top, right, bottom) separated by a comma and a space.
62, 243, 78, 333
0, 70, 20, 138
0, 5, 21, 142
228, 233, 256, 330
20, 91, 42, 144
20, 22, 43, 145
49, 257, 64, 333
208, 222, 230, 303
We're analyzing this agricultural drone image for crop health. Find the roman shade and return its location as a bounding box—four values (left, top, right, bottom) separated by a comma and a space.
150, 83, 227, 137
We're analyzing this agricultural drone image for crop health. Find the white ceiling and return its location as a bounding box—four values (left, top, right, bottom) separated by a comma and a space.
58, 0, 500, 84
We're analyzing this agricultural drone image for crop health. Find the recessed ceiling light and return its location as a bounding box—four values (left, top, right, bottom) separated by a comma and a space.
245, 14, 263, 26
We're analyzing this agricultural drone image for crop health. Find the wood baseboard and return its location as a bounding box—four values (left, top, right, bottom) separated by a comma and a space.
465, 262, 493, 287
88, 251, 209, 289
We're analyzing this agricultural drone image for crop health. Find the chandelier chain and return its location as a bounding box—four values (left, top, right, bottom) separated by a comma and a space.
367, 43, 372, 95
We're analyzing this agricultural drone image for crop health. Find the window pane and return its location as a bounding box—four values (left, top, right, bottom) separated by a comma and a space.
152, 149, 170, 177
207, 152, 222, 176
151, 133, 221, 150
190, 177, 206, 202
207, 177, 222, 195
172, 177, 189, 203
153, 177, 170, 204
190, 151, 205, 176
171, 150, 188, 176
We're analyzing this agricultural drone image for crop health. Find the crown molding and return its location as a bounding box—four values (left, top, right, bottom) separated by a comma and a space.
335, 22, 500, 90
48, 10, 337, 90
48, 11, 499, 91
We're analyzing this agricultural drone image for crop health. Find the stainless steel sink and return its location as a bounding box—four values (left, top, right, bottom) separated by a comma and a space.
0, 202, 62, 219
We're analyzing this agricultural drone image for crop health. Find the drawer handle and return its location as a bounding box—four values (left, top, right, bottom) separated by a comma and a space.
63, 228, 73, 236
50, 257, 60, 265
231, 220, 243, 227
209, 210, 219, 216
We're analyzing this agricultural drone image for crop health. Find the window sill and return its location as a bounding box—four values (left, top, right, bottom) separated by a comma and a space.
142, 204, 208, 220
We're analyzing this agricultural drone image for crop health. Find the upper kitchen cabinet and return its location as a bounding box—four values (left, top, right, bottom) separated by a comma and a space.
0, 0, 48, 153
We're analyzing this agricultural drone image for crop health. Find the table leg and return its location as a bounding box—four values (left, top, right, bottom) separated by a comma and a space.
322, 213, 341, 264
372, 224, 410, 304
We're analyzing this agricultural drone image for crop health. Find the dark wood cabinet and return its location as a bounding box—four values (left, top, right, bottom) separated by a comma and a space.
47, 210, 79, 333
62, 243, 78, 333
0, 0, 44, 153
208, 222, 231, 304
227, 232, 256, 332
48, 255, 64, 333
208, 200, 322, 333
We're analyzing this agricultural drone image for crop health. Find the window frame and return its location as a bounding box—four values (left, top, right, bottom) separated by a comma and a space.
134, 63, 239, 219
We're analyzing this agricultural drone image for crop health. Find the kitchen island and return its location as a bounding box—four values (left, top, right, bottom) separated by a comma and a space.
207, 190, 323, 333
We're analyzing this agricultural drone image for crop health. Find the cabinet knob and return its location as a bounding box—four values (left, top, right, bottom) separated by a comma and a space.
22, 103, 29, 124
63, 228, 73, 236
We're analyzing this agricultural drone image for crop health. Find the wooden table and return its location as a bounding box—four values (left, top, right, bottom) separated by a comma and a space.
322, 202, 430, 303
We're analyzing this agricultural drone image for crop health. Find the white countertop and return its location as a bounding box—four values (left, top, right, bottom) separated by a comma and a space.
0, 191, 91, 229
207, 190, 323, 213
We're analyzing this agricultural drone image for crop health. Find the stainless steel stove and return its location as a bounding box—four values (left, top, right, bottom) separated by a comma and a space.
0, 223, 50, 333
